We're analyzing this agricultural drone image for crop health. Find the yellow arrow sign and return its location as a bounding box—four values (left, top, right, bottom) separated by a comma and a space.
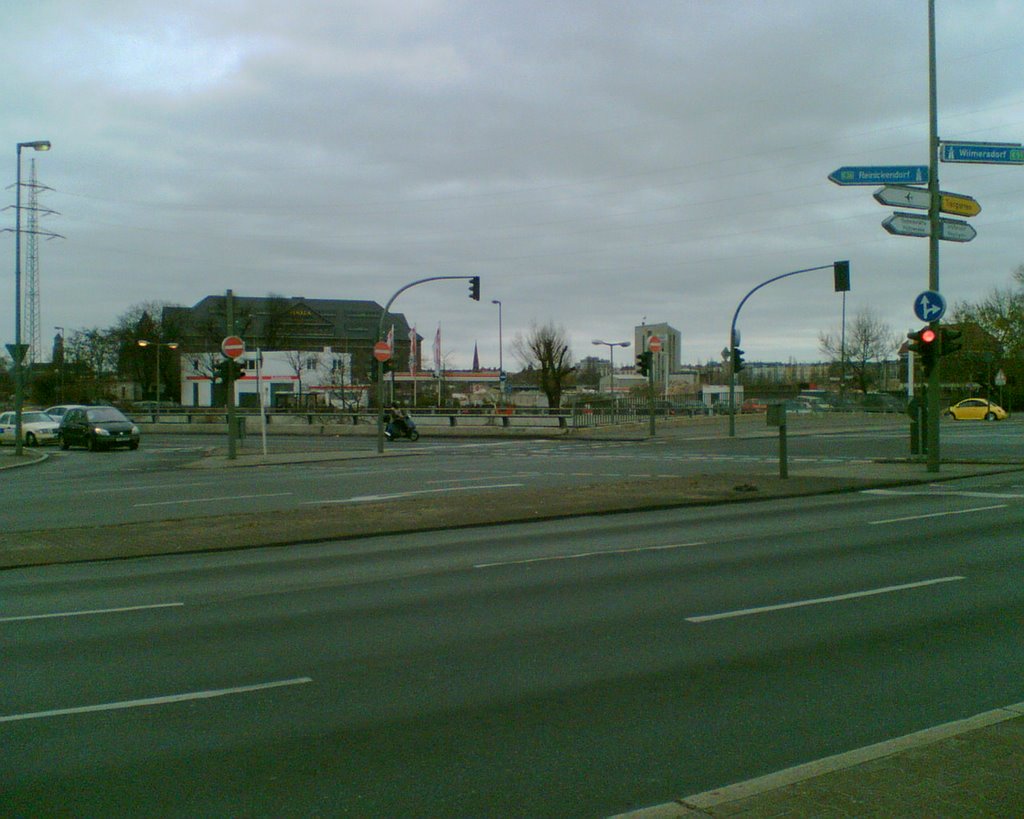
940, 193, 981, 217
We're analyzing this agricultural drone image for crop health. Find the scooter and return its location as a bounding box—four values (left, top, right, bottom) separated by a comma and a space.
385, 413, 420, 441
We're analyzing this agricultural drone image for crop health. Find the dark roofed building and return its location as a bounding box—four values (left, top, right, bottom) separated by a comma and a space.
163, 295, 420, 380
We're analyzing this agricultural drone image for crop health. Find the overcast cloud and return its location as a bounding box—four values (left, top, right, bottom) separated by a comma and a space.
4, 0, 1024, 369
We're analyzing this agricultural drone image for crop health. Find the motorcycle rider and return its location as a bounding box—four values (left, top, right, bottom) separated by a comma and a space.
384, 406, 410, 439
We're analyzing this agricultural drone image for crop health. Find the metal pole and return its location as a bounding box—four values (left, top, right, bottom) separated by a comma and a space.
54, 326, 64, 403
926, 0, 941, 472
376, 275, 477, 453
13, 145, 24, 456
840, 291, 847, 398
492, 299, 503, 387
728, 263, 835, 437
155, 343, 161, 422
226, 289, 237, 461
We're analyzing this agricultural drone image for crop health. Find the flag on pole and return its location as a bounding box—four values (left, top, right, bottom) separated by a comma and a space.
408, 326, 417, 376
433, 325, 441, 377
386, 324, 394, 354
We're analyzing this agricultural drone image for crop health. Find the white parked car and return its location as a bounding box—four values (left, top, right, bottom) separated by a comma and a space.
44, 404, 87, 420
0, 410, 61, 446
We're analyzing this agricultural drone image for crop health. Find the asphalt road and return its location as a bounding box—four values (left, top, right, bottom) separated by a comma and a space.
2, 471, 1022, 816
4, 417, 1021, 533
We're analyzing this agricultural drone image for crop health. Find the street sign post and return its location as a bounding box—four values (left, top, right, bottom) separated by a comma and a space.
828, 166, 929, 186
939, 141, 1024, 165
914, 290, 946, 323
882, 211, 976, 243
647, 335, 662, 353
221, 335, 246, 359
873, 185, 981, 217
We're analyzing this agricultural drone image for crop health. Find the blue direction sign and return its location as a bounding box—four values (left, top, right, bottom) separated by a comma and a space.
828, 165, 929, 186
940, 141, 1024, 165
914, 290, 946, 323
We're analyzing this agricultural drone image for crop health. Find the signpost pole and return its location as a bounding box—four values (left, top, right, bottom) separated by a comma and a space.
926, 0, 941, 473
226, 289, 237, 461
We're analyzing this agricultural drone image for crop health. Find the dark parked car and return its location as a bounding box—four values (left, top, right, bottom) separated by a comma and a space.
59, 406, 141, 451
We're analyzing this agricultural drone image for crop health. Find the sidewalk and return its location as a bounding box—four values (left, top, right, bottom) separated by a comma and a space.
616, 701, 1024, 817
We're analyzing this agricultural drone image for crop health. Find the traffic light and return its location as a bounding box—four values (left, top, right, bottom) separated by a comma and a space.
939, 326, 963, 357
636, 351, 651, 376
732, 347, 745, 373
908, 326, 938, 376
468, 276, 480, 301
833, 260, 850, 292
217, 358, 246, 382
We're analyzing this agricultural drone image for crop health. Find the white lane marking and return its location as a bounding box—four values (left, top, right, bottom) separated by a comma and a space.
0, 677, 313, 724
686, 576, 965, 623
305, 483, 523, 504
82, 481, 221, 494
475, 541, 706, 569
864, 488, 1024, 499
0, 602, 184, 624
133, 492, 292, 508
869, 504, 1007, 525
423, 477, 508, 485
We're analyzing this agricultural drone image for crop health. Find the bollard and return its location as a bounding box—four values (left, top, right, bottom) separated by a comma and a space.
767, 403, 788, 479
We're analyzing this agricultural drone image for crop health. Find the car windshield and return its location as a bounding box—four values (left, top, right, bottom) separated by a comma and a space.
86, 408, 128, 423
22, 412, 54, 423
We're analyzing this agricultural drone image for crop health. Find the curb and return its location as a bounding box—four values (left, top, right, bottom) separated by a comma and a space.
612, 701, 1024, 818
0, 449, 49, 470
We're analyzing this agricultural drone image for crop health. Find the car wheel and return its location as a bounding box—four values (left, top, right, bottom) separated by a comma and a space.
129, 441, 139, 450
945, 411, 956, 420
25, 432, 37, 446
59, 433, 70, 450
985, 411, 997, 421
87, 435, 99, 452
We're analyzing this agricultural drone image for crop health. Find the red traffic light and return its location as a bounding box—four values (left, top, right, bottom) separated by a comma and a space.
920, 328, 937, 344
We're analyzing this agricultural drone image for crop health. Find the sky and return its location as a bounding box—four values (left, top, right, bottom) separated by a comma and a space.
4, 0, 1024, 371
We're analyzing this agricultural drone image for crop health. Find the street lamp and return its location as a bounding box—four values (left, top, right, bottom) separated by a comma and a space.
12, 140, 51, 456
54, 326, 64, 403
491, 299, 503, 395
137, 339, 179, 422
592, 339, 630, 396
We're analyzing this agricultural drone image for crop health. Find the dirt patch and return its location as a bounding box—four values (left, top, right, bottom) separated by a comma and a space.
0, 473, 870, 569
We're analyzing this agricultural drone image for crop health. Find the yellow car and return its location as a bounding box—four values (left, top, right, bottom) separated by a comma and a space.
944, 398, 1008, 421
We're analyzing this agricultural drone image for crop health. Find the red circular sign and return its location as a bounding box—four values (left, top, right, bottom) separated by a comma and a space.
648, 336, 662, 353
221, 335, 246, 359
373, 341, 392, 362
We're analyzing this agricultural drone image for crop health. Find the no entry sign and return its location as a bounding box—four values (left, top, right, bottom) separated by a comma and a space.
648, 336, 662, 353
373, 341, 392, 362
221, 336, 246, 359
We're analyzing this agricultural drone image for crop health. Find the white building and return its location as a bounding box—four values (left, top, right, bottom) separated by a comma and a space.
180, 348, 357, 409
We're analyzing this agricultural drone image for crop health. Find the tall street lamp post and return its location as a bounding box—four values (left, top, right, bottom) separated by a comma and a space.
592, 339, 630, 397
12, 140, 51, 456
137, 339, 179, 422
491, 299, 503, 395
54, 325, 64, 403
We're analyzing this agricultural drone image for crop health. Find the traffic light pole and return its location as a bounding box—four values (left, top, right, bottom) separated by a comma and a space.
376, 275, 480, 454
727, 263, 838, 437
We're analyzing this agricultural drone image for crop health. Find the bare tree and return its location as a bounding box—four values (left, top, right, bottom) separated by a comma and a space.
819, 308, 899, 394
284, 350, 322, 402
512, 321, 574, 409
